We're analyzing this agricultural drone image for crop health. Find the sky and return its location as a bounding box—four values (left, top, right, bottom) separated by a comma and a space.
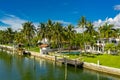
0, 0, 120, 30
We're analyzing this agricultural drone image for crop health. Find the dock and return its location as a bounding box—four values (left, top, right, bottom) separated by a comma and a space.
56, 58, 83, 68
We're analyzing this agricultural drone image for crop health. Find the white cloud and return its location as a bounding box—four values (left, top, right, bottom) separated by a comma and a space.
114, 5, 120, 10
0, 26, 8, 30
53, 20, 71, 26
33, 22, 39, 28
93, 13, 120, 29
0, 14, 27, 30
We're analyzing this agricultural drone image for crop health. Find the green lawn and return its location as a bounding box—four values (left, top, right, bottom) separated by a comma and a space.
27, 47, 40, 53
62, 53, 120, 68
82, 54, 120, 68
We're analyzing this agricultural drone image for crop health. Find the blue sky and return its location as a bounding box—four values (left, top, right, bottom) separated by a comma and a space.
0, 0, 120, 30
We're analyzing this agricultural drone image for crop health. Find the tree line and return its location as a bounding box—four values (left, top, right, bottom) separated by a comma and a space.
0, 16, 120, 52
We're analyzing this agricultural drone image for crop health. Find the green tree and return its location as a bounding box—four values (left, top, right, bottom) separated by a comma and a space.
99, 23, 114, 39
78, 16, 87, 51
21, 22, 36, 47
66, 24, 76, 50
105, 43, 116, 54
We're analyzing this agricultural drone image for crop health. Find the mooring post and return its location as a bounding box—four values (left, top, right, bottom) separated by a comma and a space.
65, 58, 67, 80
54, 56, 57, 64
75, 59, 77, 69
13, 45, 14, 54
33, 56, 36, 70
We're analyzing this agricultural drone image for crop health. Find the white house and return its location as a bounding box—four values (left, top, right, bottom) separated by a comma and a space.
37, 38, 50, 55
85, 38, 120, 54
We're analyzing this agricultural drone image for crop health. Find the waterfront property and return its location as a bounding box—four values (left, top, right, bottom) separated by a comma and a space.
37, 38, 50, 55
85, 38, 120, 54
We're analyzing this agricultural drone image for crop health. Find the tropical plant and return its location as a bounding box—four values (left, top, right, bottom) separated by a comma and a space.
105, 43, 116, 54
99, 23, 114, 39
78, 16, 87, 51
21, 22, 36, 47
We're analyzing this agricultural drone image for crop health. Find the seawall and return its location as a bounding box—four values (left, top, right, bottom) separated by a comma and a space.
83, 62, 120, 76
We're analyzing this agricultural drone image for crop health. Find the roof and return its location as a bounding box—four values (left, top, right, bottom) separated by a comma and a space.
39, 44, 48, 48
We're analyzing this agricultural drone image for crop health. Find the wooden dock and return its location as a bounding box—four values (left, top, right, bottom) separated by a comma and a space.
57, 58, 83, 68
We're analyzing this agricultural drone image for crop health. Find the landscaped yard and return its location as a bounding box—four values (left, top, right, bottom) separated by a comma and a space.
82, 54, 120, 68
61, 53, 120, 68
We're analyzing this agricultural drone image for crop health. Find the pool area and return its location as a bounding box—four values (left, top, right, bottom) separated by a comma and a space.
61, 51, 80, 55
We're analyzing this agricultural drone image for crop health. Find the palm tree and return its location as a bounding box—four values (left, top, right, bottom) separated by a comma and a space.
21, 22, 36, 47
66, 24, 76, 51
37, 22, 47, 40
85, 22, 98, 45
3, 28, 14, 44
52, 22, 64, 50
46, 19, 55, 42
14, 32, 26, 44
105, 43, 116, 54
99, 23, 114, 39
78, 16, 87, 51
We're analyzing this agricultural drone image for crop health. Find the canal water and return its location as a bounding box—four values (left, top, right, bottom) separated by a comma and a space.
0, 51, 120, 80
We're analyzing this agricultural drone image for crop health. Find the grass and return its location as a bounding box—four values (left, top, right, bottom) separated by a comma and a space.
82, 54, 120, 68
27, 47, 40, 53
65, 53, 120, 68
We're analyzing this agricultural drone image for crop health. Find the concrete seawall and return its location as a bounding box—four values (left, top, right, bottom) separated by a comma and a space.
83, 62, 120, 76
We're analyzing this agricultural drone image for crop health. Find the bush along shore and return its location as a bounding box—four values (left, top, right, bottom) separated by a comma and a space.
1, 45, 120, 77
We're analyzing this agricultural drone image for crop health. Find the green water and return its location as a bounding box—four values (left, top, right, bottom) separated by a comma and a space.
0, 51, 120, 80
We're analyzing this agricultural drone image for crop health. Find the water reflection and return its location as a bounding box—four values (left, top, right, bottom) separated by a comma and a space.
0, 52, 120, 80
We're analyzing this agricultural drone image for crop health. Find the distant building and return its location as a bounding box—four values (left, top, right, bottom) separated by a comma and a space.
85, 38, 120, 54
37, 38, 50, 55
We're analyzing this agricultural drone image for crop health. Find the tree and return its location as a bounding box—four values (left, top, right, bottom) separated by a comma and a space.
52, 22, 65, 50
37, 23, 47, 40
66, 24, 76, 50
6, 28, 15, 43
105, 43, 116, 54
84, 22, 98, 45
99, 23, 114, 39
21, 22, 36, 47
14, 32, 26, 44
78, 16, 87, 51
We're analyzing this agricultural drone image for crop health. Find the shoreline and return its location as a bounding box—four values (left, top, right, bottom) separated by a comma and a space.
0, 45, 120, 77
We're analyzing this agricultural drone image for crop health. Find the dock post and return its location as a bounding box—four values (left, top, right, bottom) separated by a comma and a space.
65, 58, 67, 80
33, 56, 36, 70
75, 59, 77, 69
54, 56, 57, 65
13, 45, 14, 54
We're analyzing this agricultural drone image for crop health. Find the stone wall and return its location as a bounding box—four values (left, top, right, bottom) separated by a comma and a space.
83, 62, 120, 76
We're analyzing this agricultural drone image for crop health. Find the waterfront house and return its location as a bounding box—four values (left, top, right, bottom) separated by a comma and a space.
85, 38, 120, 54
37, 38, 50, 55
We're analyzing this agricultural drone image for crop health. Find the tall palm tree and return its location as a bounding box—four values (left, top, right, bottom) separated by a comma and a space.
14, 32, 26, 44
99, 23, 114, 39
37, 22, 47, 40
46, 19, 55, 42
85, 22, 98, 44
21, 22, 36, 47
78, 16, 87, 51
6, 28, 14, 43
52, 22, 66, 51
66, 24, 76, 52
